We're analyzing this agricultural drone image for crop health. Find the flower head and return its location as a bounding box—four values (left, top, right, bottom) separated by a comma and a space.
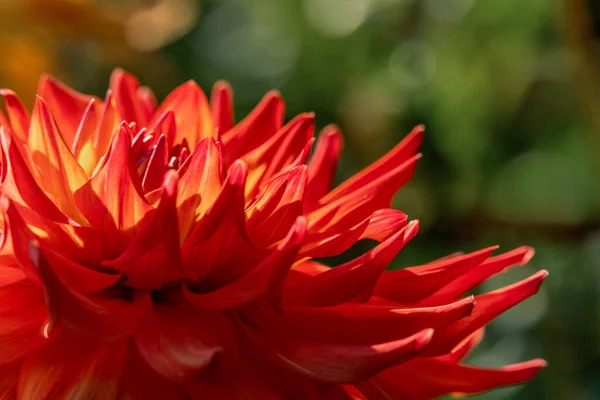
0, 69, 546, 399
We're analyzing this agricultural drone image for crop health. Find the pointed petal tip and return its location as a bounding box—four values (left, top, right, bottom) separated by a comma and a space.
228, 159, 248, 184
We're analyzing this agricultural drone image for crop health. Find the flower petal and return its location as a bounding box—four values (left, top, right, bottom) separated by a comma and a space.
30, 242, 151, 342
285, 221, 418, 307
357, 358, 546, 399
37, 74, 102, 148
27, 96, 89, 224
109, 68, 147, 126
305, 125, 343, 208
249, 327, 434, 383
176, 137, 223, 240
74, 123, 152, 258
210, 80, 234, 136
134, 294, 234, 382
104, 171, 184, 290
221, 90, 284, 165
373, 246, 498, 303
149, 80, 215, 148
184, 216, 307, 310
0, 89, 30, 144
423, 270, 548, 356
17, 336, 127, 400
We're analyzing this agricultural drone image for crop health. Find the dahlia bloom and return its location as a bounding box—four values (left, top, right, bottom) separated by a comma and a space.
0, 69, 546, 399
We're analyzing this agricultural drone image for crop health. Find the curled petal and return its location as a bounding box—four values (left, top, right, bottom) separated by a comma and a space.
249, 327, 434, 383
75, 124, 152, 257
250, 296, 474, 346
37, 74, 102, 148
134, 295, 234, 382
358, 357, 547, 399
30, 242, 151, 342
17, 336, 127, 400
419, 246, 536, 305
286, 221, 418, 307
0, 89, 30, 144
423, 270, 548, 356
374, 246, 498, 304
184, 217, 307, 310
104, 171, 184, 290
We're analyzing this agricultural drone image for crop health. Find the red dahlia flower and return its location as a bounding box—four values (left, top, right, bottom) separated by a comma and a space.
0, 69, 546, 399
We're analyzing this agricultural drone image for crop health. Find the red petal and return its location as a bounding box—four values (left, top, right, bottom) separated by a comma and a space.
320, 125, 423, 205
184, 217, 307, 310
422, 270, 548, 356
17, 336, 127, 400
359, 209, 408, 242
0, 280, 46, 364
358, 358, 546, 399
307, 154, 420, 238
305, 125, 343, 208
30, 242, 151, 342
74, 124, 152, 258
249, 296, 474, 346
246, 165, 308, 248
141, 134, 168, 193
373, 246, 497, 303
134, 294, 234, 382
249, 327, 433, 383
242, 113, 314, 196
210, 80, 234, 136
420, 246, 535, 305
37, 74, 102, 148
40, 245, 121, 293
118, 345, 189, 400
104, 171, 184, 290
285, 221, 418, 307
149, 80, 215, 148
180, 160, 252, 282
221, 91, 284, 165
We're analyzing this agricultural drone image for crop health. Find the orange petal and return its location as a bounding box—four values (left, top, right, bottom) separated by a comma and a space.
104, 171, 183, 290
71, 98, 101, 175
37, 74, 102, 148
176, 137, 223, 240
0, 89, 30, 145
149, 81, 215, 148
27, 96, 89, 224
74, 124, 152, 257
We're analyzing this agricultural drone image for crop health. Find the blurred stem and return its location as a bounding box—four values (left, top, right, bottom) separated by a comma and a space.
563, 0, 600, 190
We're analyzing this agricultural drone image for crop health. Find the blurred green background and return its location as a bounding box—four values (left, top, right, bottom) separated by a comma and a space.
0, 0, 597, 398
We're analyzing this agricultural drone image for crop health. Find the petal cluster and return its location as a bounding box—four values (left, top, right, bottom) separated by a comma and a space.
0, 69, 546, 399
